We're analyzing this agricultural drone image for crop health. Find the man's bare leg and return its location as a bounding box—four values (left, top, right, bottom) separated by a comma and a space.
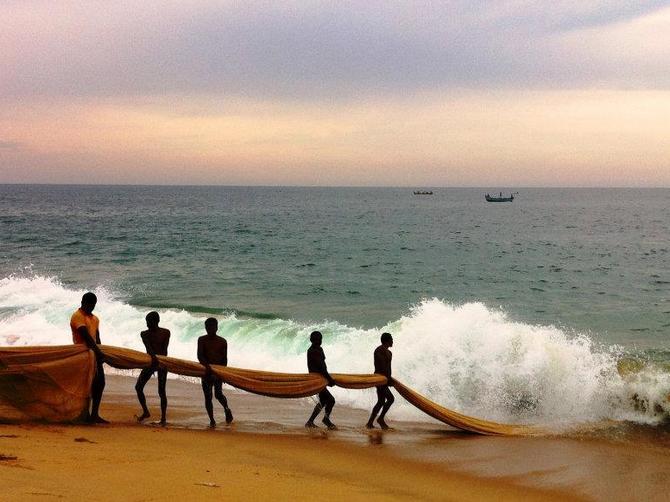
202, 378, 216, 427
306, 402, 322, 428
89, 361, 109, 424
366, 386, 386, 428
158, 369, 168, 425
135, 368, 153, 422
213, 381, 233, 424
377, 388, 394, 430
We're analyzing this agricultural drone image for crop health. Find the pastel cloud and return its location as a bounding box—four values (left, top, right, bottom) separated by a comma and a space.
2, 1, 670, 98
1, 1, 669, 185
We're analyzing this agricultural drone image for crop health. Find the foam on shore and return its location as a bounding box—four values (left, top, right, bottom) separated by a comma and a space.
1, 274, 669, 428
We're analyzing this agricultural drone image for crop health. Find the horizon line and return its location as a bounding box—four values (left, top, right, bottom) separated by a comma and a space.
0, 182, 668, 189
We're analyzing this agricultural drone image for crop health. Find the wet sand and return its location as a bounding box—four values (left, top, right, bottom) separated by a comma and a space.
2, 375, 670, 501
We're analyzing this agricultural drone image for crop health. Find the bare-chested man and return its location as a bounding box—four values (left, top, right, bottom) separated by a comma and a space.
366, 332, 395, 430
135, 311, 170, 425
305, 330, 337, 429
197, 317, 233, 427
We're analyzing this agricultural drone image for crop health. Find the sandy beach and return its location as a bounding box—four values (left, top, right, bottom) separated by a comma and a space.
2, 375, 669, 501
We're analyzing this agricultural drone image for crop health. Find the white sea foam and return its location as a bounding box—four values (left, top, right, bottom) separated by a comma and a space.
1, 274, 669, 428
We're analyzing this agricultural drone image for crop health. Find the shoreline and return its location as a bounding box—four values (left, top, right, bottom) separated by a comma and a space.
3, 375, 670, 500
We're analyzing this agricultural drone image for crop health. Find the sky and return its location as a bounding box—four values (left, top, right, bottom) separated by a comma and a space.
1, 1, 669, 186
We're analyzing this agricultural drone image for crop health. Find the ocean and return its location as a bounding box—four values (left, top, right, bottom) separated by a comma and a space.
1, 185, 669, 428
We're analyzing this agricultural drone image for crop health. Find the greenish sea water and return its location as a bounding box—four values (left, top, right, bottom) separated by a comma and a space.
1, 185, 669, 426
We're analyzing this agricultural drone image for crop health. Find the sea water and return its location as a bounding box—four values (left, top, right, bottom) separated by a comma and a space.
1, 185, 669, 427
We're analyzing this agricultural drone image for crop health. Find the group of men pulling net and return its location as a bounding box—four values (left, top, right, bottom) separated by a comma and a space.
0, 293, 537, 436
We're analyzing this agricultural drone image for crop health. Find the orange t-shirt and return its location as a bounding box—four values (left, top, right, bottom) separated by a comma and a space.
70, 308, 100, 345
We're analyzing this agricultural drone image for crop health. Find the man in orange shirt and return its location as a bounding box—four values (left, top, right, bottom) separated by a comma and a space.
70, 292, 108, 424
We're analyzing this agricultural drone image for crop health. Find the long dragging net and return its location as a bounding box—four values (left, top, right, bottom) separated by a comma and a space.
0, 345, 539, 435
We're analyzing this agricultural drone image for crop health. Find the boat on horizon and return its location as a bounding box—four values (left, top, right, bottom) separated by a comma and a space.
413, 190, 434, 195
485, 192, 517, 202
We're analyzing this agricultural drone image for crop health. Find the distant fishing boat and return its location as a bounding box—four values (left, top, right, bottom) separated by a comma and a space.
485, 192, 517, 202
413, 190, 433, 195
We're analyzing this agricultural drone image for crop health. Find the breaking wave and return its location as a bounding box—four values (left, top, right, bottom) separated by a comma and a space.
1, 274, 669, 428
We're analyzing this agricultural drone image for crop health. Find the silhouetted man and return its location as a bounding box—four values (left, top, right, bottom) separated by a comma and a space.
135, 311, 170, 425
70, 292, 108, 424
197, 317, 233, 427
305, 330, 337, 429
366, 332, 394, 430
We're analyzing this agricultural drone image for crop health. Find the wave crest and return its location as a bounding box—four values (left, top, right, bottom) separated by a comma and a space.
0, 274, 668, 427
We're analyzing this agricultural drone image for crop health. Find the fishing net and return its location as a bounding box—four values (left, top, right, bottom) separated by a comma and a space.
0, 345, 539, 435
0, 345, 95, 422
